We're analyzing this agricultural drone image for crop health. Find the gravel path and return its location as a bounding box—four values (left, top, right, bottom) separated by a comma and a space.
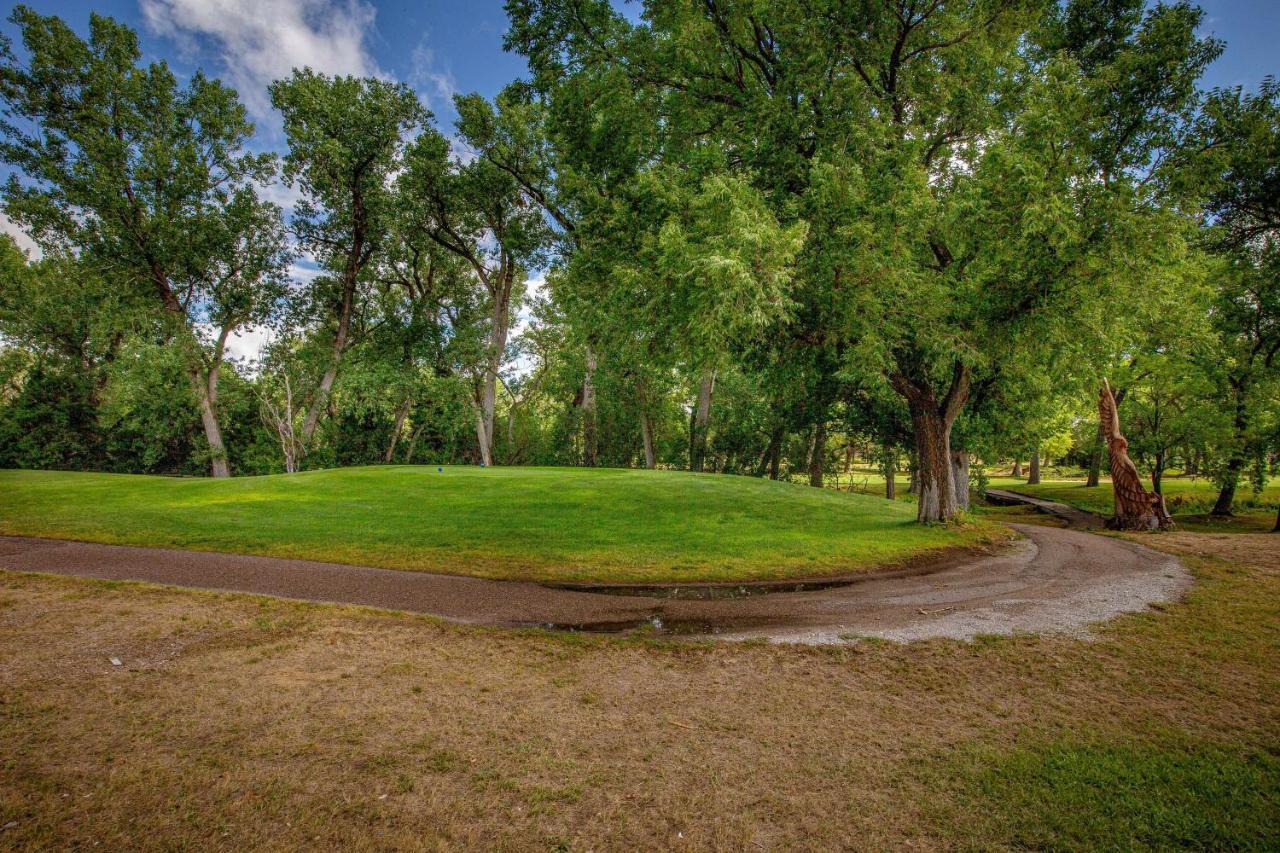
0, 504, 1188, 643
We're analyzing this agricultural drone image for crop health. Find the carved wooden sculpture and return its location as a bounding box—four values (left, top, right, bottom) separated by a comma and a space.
1099, 379, 1174, 531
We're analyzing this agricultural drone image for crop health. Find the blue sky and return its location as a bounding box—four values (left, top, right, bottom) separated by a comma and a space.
8, 1, 1274, 134
0, 0, 1275, 358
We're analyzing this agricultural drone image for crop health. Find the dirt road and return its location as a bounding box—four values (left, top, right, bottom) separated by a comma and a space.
0, 518, 1188, 642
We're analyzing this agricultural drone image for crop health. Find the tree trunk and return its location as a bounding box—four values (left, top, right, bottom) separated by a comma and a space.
769, 432, 782, 480
190, 369, 230, 478
302, 278, 356, 444
640, 411, 656, 469
1212, 378, 1248, 517
883, 451, 896, 500
891, 362, 970, 524
808, 417, 826, 488
1011, 459, 1022, 478
689, 368, 715, 472
474, 398, 492, 467
581, 347, 597, 467
757, 424, 783, 478
1088, 386, 1125, 487
951, 449, 970, 511
1086, 423, 1104, 487
1152, 451, 1164, 495
385, 398, 411, 463
1028, 438, 1041, 485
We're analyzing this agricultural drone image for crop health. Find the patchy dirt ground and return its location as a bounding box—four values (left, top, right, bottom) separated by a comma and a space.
1, 531, 1276, 850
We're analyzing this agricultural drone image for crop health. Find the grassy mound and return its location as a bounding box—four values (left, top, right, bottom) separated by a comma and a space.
0, 466, 997, 583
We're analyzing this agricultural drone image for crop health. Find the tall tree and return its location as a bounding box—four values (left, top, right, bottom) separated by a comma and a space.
0, 8, 288, 476
1194, 80, 1280, 521
402, 125, 549, 466
270, 71, 427, 445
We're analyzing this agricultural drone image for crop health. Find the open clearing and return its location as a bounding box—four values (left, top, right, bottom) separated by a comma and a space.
0, 468, 997, 584
0, 529, 1276, 849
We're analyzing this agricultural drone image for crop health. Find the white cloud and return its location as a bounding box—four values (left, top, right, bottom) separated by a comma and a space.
410, 36, 457, 113
140, 0, 382, 119
256, 176, 306, 213
224, 324, 276, 363
0, 212, 40, 259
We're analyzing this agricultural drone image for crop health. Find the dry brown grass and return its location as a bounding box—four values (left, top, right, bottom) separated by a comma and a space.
1, 531, 1277, 851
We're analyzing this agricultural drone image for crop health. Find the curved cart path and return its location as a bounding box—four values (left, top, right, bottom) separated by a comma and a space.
0, 520, 1187, 643
985, 488, 1105, 530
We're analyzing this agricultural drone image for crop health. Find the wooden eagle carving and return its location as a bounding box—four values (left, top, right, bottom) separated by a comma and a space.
1099, 379, 1173, 531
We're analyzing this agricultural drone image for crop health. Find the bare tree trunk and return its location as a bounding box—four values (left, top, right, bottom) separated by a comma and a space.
808, 417, 826, 488
581, 347, 597, 467
385, 398, 411, 463
474, 395, 492, 467
883, 451, 896, 500
1152, 451, 1165, 495
951, 449, 970, 511
1027, 438, 1041, 485
1011, 459, 1022, 478
769, 432, 782, 480
689, 368, 715, 472
1089, 386, 1125, 487
640, 411, 656, 469
892, 362, 970, 524
302, 279, 356, 444
404, 423, 425, 465
190, 369, 230, 478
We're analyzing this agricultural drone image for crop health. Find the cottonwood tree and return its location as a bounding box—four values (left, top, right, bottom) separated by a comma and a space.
508, 0, 1218, 520
270, 71, 427, 445
0, 8, 289, 476
1193, 80, 1280, 522
401, 125, 549, 466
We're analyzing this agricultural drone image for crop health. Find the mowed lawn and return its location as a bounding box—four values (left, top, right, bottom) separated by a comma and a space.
0, 467, 996, 583
988, 475, 1280, 518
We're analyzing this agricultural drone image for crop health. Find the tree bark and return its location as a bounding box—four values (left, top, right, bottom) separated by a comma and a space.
1088, 386, 1126, 487
808, 417, 826, 488
1152, 450, 1164, 495
1027, 438, 1041, 485
474, 396, 492, 467
302, 279, 355, 444
891, 361, 970, 523
640, 411, 656, 469
1011, 459, 1022, 478
951, 449, 970, 511
689, 368, 715, 472
190, 369, 230, 478
385, 398, 411, 463
1086, 423, 1104, 487
883, 451, 896, 500
581, 347, 597, 467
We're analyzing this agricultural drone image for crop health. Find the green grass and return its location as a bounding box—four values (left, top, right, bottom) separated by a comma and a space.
988, 475, 1280, 518
930, 741, 1279, 850
0, 466, 998, 583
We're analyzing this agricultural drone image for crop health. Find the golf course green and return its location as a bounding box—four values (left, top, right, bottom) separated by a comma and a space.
0, 467, 997, 583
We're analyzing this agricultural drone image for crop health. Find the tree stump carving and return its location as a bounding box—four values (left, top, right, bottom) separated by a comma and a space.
1099, 379, 1174, 531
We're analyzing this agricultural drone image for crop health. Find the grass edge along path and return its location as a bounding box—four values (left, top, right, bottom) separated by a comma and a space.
0, 466, 1002, 584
